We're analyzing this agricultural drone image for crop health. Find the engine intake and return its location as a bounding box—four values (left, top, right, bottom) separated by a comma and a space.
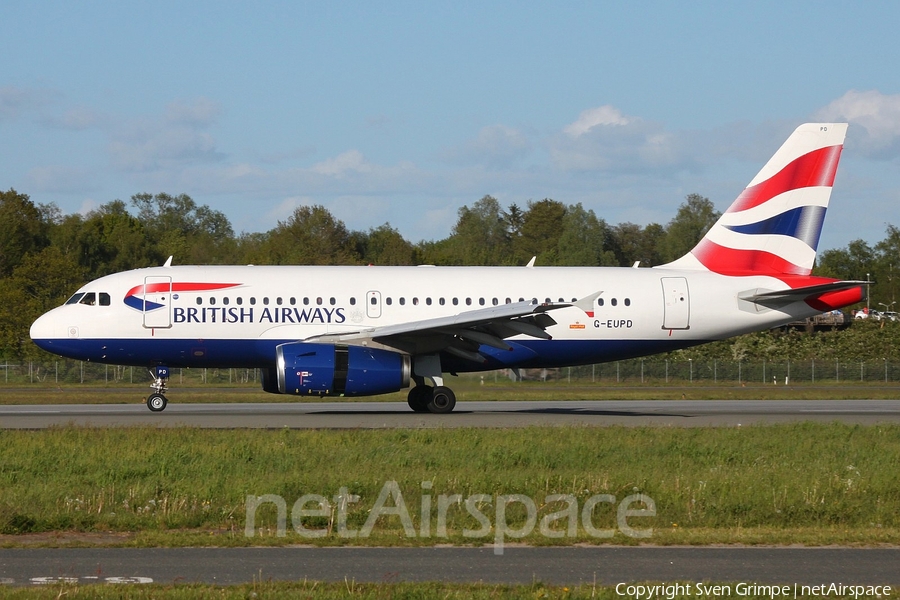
273, 342, 410, 396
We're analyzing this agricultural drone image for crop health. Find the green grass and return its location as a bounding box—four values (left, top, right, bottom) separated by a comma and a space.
1, 424, 898, 547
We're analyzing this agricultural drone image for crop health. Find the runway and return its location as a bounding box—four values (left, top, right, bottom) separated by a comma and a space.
2, 399, 900, 428
1, 547, 897, 587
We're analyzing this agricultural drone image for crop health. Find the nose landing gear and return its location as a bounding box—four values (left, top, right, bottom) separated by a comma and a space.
146, 366, 170, 412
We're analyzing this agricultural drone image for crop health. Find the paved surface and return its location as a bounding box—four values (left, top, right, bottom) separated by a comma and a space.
1, 547, 898, 587
2, 399, 900, 428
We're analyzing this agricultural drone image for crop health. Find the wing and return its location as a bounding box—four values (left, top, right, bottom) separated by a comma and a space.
302, 296, 596, 363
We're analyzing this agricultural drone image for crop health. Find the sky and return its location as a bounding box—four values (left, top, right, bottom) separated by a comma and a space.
3, 1, 900, 253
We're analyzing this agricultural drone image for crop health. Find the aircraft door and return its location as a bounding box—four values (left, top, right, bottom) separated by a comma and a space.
661, 277, 690, 330
143, 276, 173, 329
366, 291, 382, 318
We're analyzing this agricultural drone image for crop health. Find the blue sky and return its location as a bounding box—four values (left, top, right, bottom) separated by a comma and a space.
3, 1, 900, 252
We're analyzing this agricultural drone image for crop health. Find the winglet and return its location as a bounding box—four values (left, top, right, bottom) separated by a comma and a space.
163, 256, 174, 267
526, 256, 536, 268
574, 291, 601, 318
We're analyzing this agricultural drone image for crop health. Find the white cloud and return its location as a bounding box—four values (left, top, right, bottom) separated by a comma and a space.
550, 106, 688, 172
164, 97, 221, 127
264, 196, 313, 224
563, 105, 631, 138
815, 90, 900, 159
25, 165, 95, 193
0, 85, 58, 121
108, 98, 225, 172
311, 150, 372, 176
78, 198, 99, 215
442, 124, 532, 169
43, 106, 103, 130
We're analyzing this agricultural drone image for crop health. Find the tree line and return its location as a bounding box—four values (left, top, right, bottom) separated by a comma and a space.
0, 187, 895, 361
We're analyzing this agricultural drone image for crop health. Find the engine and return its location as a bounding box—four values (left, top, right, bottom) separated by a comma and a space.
270, 342, 410, 396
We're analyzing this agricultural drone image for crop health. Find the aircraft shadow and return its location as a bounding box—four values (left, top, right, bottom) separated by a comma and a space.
303, 407, 693, 418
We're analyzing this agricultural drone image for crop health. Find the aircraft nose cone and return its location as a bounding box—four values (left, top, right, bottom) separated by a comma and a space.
30, 309, 63, 350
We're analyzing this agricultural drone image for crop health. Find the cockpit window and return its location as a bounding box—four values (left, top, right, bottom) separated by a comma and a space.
79, 293, 97, 306
99, 293, 111, 306
65, 293, 85, 305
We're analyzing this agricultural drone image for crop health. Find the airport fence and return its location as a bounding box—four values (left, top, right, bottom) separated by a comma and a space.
2, 357, 900, 387
0, 359, 260, 387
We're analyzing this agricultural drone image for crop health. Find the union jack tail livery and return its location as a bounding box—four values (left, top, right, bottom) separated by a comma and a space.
665, 123, 848, 276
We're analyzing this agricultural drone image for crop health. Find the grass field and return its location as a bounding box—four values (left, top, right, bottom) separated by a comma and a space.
1, 423, 898, 548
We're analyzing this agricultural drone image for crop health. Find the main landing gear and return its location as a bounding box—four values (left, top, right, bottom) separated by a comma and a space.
407, 385, 457, 414
146, 366, 170, 412
407, 354, 456, 414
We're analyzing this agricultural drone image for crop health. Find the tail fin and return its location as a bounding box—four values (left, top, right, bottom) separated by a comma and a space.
663, 123, 848, 276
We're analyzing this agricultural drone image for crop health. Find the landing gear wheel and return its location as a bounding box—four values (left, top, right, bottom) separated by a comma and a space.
147, 393, 168, 412
407, 386, 433, 412
427, 386, 456, 414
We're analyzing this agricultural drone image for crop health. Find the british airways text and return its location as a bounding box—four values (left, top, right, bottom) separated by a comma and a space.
173, 307, 346, 325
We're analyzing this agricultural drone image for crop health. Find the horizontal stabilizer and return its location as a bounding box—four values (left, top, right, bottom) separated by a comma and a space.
740, 280, 868, 308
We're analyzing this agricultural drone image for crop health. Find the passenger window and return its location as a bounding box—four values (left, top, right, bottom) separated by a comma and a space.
79, 293, 96, 306
263, 297, 269, 305
316, 297, 323, 305
452, 298, 459, 306
370, 296, 377, 305
350, 297, 357, 306
399, 297, 406, 306
625, 298, 631, 306
413, 297, 419, 306
505, 298, 511, 304
276, 297, 283, 305
611, 298, 618, 306
223, 297, 230, 305
439, 298, 445, 306
304, 297, 310, 305
290, 297, 296, 305
386, 297, 393, 306
466, 298, 472, 306
250, 297, 257, 305
330, 297, 336, 306
237, 297, 243, 306
210, 297, 217, 306
492, 298, 498, 306
425, 298, 431, 306
598, 298, 604, 307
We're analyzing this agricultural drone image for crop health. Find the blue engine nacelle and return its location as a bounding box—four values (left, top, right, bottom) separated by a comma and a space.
273, 342, 411, 396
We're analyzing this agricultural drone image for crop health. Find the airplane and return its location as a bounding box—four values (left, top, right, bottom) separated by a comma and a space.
30, 123, 866, 413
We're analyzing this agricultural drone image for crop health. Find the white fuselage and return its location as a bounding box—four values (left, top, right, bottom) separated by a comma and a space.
30, 264, 822, 371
